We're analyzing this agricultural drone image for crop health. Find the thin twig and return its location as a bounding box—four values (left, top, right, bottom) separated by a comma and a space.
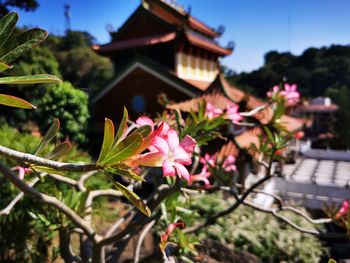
240, 102, 271, 117
0, 176, 42, 215
134, 220, 156, 263
0, 145, 98, 172
0, 161, 97, 237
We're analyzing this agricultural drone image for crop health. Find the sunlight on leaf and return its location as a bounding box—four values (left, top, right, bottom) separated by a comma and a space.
0, 94, 36, 109
110, 179, 151, 217
35, 118, 60, 156
0, 74, 61, 85
97, 118, 115, 163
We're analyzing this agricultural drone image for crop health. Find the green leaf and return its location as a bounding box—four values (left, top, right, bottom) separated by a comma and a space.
0, 12, 18, 50
113, 107, 128, 146
132, 125, 151, 139
263, 126, 275, 144
0, 74, 61, 85
102, 133, 143, 165
0, 94, 35, 109
105, 167, 145, 181
0, 62, 12, 73
0, 28, 47, 64
111, 180, 151, 217
46, 141, 72, 160
31, 165, 64, 176
97, 118, 115, 163
35, 118, 60, 156
198, 100, 206, 121
328, 259, 337, 263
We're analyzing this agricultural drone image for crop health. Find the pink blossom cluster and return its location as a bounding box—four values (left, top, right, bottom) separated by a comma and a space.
267, 83, 300, 105
337, 200, 349, 218
205, 102, 243, 124
189, 153, 237, 187
131, 116, 196, 182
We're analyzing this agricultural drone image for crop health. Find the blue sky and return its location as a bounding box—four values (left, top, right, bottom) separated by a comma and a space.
13, 0, 350, 73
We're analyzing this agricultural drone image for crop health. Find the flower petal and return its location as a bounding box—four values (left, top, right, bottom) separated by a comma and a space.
180, 135, 196, 154
167, 129, 180, 151
130, 152, 164, 167
174, 163, 190, 182
152, 136, 169, 154
136, 116, 154, 130
162, 159, 176, 177
173, 147, 192, 165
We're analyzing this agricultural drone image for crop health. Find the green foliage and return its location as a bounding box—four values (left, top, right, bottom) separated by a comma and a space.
189, 193, 325, 263
326, 86, 350, 148
0, 125, 92, 262
0, 0, 39, 17
55, 46, 113, 94
30, 81, 90, 145
0, 12, 61, 110
230, 45, 350, 98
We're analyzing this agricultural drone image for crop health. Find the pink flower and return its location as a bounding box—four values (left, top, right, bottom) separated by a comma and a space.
136, 116, 170, 136
226, 102, 243, 124
267, 85, 280, 98
267, 83, 300, 105
281, 84, 300, 105
136, 116, 154, 131
205, 102, 223, 119
223, 155, 236, 172
200, 153, 216, 167
337, 200, 349, 218
131, 129, 195, 182
14, 166, 31, 180
190, 166, 211, 187
135, 117, 170, 153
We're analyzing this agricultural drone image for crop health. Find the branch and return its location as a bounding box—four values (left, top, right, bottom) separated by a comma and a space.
77, 171, 97, 192
240, 102, 271, 117
134, 220, 156, 263
46, 173, 79, 187
0, 145, 98, 172
242, 199, 321, 235
0, 161, 96, 237
99, 183, 179, 246
185, 152, 275, 234
0, 176, 41, 215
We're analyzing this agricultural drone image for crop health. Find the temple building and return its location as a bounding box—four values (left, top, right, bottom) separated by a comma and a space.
91, 0, 305, 154
92, 0, 233, 126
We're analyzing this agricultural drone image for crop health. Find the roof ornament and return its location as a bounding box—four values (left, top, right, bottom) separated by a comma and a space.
217, 25, 225, 36
227, 41, 235, 50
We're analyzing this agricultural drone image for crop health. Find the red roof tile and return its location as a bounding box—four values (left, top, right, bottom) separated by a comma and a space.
185, 32, 233, 56
94, 32, 176, 53
217, 141, 240, 161
167, 74, 306, 132
188, 16, 219, 38
183, 79, 212, 91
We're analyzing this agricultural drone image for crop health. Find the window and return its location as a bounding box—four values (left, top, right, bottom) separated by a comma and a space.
131, 95, 146, 113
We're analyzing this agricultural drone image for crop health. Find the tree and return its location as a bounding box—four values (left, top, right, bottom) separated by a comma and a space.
0, 0, 38, 17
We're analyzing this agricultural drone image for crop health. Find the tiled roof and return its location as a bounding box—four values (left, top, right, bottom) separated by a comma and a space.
185, 32, 232, 56
94, 32, 176, 54
217, 140, 240, 161
167, 74, 306, 132
235, 127, 262, 158
188, 16, 219, 38
183, 79, 212, 91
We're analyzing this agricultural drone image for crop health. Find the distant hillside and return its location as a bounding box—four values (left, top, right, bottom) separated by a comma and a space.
228, 44, 350, 98
228, 44, 350, 149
